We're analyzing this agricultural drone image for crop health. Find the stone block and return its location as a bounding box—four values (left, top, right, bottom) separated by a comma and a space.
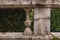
22, 0, 31, 4
34, 8, 50, 19
32, 0, 36, 4
34, 18, 50, 35
32, 0, 52, 4
34, 19, 40, 35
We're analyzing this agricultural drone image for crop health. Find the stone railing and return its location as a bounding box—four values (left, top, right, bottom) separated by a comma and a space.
0, 0, 60, 40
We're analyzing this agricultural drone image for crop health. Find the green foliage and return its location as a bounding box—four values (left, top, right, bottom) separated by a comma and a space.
53, 37, 60, 40
51, 8, 60, 32
51, 8, 60, 40
0, 8, 34, 32
29, 9, 34, 31
0, 8, 26, 32
29, 9, 34, 21
50, 33, 60, 40
52, 35, 60, 40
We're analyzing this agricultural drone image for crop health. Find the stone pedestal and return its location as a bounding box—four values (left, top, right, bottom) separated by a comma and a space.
34, 8, 51, 36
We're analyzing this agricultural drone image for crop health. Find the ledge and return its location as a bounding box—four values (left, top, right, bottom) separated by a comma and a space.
0, 0, 60, 8
0, 32, 52, 40
52, 32, 60, 38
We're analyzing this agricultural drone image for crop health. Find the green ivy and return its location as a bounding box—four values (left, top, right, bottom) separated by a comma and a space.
51, 8, 60, 32
0, 8, 34, 32
29, 9, 34, 31
0, 8, 26, 32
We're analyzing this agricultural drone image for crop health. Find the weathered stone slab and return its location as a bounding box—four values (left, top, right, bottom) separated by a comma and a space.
0, 0, 31, 4
0, 34, 32, 40
34, 19, 50, 35
32, 0, 60, 5
0, 38, 32, 40
0, 0, 60, 8
32, 35, 52, 40
34, 8, 50, 19
34, 8, 50, 35
0, 32, 23, 38
32, 0, 52, 4
32, 0, 36, 4
0, 35, 52, 40
52, 0, 60, 4
34, 19, 40, 35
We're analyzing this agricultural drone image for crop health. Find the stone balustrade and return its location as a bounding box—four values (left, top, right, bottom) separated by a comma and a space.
0, 0, 59, 40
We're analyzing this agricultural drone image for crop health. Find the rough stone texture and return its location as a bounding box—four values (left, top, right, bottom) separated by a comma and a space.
0, 0, 31, 5
32, 35, 52, 40
32, 0, 60, 5
34, 8, 51, 35
0, 0, 58, 40
35, 0, 52, 4
34, 8, 50, 19
0, 0, 60, 5
0, 34, 52, 40
0, 38, 32, 40
0, 0, 60, 8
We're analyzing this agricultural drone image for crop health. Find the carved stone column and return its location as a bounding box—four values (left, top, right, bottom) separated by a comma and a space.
24, 9, 32, 35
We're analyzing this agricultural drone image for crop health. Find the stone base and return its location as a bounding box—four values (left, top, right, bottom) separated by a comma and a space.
32, 35, 52, 40
0, 38, 32, 40
0, 33, 53, 40
0, 35, 52, 40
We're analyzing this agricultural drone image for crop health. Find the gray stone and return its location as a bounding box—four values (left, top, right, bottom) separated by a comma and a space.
34, 8, 51, 35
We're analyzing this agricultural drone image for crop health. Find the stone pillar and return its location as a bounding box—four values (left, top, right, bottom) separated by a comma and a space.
34, 8, 51, 36
24, 9, 32, 35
